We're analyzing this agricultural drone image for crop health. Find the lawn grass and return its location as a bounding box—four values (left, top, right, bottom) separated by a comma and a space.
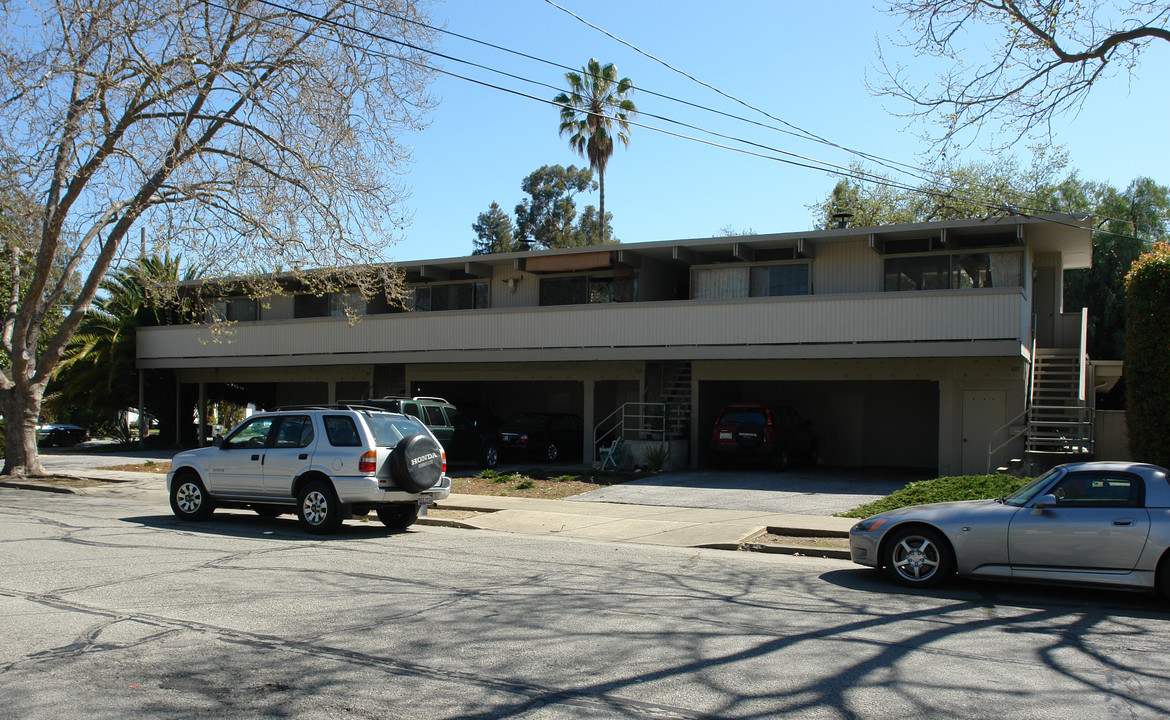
840, 473, 1033, 518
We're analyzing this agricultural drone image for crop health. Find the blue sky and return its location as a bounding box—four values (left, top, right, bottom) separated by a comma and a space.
392, 0, 1170, 262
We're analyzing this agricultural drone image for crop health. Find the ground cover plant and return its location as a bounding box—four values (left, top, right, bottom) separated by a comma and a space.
840, 473, 1032, 518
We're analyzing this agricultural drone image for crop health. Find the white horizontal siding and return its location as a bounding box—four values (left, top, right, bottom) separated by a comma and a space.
139, 289, 1026, 365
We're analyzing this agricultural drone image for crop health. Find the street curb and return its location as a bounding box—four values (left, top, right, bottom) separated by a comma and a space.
766, 525, 850, 538
416, 516, 483, 530
0, 481, 81, 495
740, 542, 852, 560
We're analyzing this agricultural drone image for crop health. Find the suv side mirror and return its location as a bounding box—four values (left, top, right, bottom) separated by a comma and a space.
213, 435, 224, 448
1030, 494, 1057, 515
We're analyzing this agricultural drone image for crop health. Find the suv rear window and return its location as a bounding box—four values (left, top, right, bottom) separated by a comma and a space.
717, 407, 767, 424
366, 414, 428, 447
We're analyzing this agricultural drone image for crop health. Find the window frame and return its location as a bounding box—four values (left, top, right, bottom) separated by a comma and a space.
882, 249, 1024, 292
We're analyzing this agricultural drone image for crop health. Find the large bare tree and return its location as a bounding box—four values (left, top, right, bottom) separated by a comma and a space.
0, 0, 438, 476
874, 1, 1170, 149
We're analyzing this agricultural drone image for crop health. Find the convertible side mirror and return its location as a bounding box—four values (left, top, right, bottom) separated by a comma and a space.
1031, 494, 1057, 515
213, 435, 224, 448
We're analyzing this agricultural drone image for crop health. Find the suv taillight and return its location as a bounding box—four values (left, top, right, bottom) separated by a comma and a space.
359, 450, 377, 474
441, 450, 447, 474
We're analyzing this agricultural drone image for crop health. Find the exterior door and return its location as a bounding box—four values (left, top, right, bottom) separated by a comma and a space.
1008, 471, 1149, 572
211, 416, 274, 493
262, 415, 315, 496
961, 390, 1004, 475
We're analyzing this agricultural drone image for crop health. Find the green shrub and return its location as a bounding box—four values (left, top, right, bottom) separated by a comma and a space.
1125, 242, 1170, 467
642, 443, 671, 473
478, 469, 500, 480
839, 474, 1031, 518
514, 479, 535, 490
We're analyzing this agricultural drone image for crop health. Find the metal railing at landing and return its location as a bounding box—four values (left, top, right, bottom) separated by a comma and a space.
594, 402, 685, 449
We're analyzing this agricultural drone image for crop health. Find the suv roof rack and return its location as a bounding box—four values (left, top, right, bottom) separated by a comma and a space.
412, 396, 450, 403
266, 403, 400, 413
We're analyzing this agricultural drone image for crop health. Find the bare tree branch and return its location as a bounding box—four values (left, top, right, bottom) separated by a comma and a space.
873, 0, 1170, 150
0, 0, 439, 475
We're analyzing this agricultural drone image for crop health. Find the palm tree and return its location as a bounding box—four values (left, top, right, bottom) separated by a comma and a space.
48, 253, 202, 441
554, 59, 636, 244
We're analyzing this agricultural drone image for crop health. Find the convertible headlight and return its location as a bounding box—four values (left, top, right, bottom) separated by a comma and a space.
852, 517, 889, 533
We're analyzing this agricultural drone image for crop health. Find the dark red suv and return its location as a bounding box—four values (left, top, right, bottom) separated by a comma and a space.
710, 404, 817, 469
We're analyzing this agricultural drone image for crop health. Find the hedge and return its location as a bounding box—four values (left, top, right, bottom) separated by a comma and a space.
1124, 242, 1170, 467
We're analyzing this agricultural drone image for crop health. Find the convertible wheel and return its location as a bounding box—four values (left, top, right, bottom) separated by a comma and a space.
297, 480, 342, 534
883, 526, 953, 588
377, 504, 420, 532
1157, 554, 1170, 603
170, 473, 214, 521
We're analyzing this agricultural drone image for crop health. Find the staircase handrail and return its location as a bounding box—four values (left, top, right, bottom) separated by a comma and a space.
1079, 307, 1089, 403
987, 408, 1030, 474
594, 402, 671, 449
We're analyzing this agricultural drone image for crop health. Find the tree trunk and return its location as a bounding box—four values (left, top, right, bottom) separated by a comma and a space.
598, 169, 606, 244
1, 383, 48, 477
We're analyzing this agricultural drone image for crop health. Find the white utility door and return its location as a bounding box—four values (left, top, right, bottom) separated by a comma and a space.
962, 390, 1005, 475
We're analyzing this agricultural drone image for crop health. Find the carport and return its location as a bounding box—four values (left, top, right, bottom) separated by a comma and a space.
407, 361, 644, 464
692, 359, 940, 470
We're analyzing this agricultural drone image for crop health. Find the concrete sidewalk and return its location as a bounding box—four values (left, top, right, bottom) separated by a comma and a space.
431, 493, 854, 554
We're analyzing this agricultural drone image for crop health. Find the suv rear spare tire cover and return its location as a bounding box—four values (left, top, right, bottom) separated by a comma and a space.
734, 422, 764, 449
392, 434, 444, 493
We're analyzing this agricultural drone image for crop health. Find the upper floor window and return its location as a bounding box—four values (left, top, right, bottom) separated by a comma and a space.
692, 263, 809, 300
539, 273, 636, 306
294, 290, 367, 318
883, 251, 1022, 292
209, 297, 259, 322
411, 281, 489, 311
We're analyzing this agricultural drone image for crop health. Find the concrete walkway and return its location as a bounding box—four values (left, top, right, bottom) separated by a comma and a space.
438, 493, 855, 550
10, 448, 859, 555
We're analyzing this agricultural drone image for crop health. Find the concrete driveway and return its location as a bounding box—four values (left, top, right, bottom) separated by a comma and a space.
571, 466, 931, 516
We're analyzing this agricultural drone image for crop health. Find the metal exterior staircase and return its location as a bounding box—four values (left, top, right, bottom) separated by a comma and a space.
658, 361, 692, 439
1026, 351, 1093, 456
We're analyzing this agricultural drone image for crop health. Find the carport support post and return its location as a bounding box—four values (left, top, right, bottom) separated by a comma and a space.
175, 381, 182, 446
138, 371, 145, 448
198, 382, 207, 448
584, 379, 595, 466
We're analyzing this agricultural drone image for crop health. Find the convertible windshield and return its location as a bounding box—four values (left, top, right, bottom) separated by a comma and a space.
1003, 466, 1062, 506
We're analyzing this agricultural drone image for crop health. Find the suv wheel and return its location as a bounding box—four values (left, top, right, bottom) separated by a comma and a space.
171, 473, 214, 521
298, 480, 342, 534
544, 443, 559, 462
377, 504, 420, 532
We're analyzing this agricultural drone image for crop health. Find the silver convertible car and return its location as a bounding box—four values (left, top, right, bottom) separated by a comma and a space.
849, 462, 1170, 598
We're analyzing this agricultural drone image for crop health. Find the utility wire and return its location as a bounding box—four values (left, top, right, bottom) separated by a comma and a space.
537, 0, 1165, 237
343, 0, 1159, 235
234, 1, 1151, 240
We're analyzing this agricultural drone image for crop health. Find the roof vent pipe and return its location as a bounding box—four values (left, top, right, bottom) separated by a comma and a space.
832, 212, 854, 229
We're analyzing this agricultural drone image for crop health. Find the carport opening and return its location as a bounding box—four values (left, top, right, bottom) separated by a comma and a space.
698, 380, 938, 471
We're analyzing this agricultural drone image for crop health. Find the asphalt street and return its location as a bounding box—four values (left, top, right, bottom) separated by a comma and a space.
2, 483, 1169, 719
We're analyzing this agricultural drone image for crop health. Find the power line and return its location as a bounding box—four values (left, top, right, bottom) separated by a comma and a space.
227, 1, 1155, 240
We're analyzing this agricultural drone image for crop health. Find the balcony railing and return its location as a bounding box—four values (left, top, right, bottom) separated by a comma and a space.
138, 288, 1028, 366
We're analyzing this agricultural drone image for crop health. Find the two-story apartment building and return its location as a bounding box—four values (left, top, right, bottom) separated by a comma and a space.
136, 214, 1095, 475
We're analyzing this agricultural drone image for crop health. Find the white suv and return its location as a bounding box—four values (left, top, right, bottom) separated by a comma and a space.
167, 406, 450, 534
